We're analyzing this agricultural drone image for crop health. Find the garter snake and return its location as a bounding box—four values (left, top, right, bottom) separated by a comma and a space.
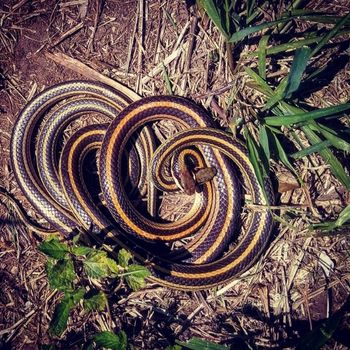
9, 80, 273, 290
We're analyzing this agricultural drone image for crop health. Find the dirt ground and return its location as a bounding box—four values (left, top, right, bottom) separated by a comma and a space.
0, 0, 350, 349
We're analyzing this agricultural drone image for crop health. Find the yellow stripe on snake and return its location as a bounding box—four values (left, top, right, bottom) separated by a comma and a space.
9, 80, 273, 290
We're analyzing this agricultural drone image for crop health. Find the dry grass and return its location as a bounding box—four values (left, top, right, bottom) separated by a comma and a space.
0, 0, 349, 349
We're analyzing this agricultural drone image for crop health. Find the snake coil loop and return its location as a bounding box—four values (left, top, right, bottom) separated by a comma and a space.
10, 80, 273, 290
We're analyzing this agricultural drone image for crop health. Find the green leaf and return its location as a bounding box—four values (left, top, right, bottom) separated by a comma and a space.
311, 12, 350, 57
258, 35, 270, 79
46, 258, 75, 292
243, 127, 269, 204
83, 291, 107, 312
83, 251, 120, 278
39, 237, 69, 259
301, 123, 350, 191
270, 133, 296, 175
258, 125, 270, 174
263, 77, 289, 111
296, 297, 350, 349
201, 0, 228, 38
229, 17, 292, 44
118, 249, 132, 268
312, 205, 350, 232
291, 140, 332, 159
165, 345, 183, 350
176, 337, 229, 350
93, 330, 127, 350
311, 123, 350, 153
49, 288, 85, 336
284, 46, 312, 98
70, 245, 94, 256
264, 103, 350, 126
123, 264, 150, 291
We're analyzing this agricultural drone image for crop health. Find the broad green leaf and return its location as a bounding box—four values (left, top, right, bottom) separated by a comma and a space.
46, 258, 75, 292
124, 264, 151, 291
258, 35, 270, 79
39, 237, 69, 259
264, 103, 350, 126
84, 251, 119, 278
118, 249, 132, 268
296, 297, 350, 349
201, 0, 228, 38
70, 245, 94, 256
83, 291, 107, 312
284, 46, 312, 98
311, 12, 350, 57
291, 140, 332, 159
93, 330, 127, 350
229, 17, 292, 44
176, 337, 229, 350
49, 288, 85, 336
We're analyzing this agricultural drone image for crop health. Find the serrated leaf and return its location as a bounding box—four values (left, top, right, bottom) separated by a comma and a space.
39, 237, 69, 259
84, 251, 119, 278
49, 288, 85, 336
70, 245, 94, 256
46, 258, 75, 292
124, 264, 150, 291
93, 330, 127, 350
284, 46, 312, 98
83, 291, 107, 312
176, 337, 229, 350
118, 249, 132, 268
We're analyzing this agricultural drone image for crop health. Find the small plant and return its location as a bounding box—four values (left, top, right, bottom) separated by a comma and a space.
38, 235, 150, 343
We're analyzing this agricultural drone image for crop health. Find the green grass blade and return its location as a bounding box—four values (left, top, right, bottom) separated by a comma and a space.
247, 0, 256, 19
301, 123, 350, 190
259, 125, 270, 166
311, 12, 350, 57
284, 46, 312, 98
229, 17, 292, 44
244, 127, 267, 178
264, 103, 350, 126
311, 123, 350, 153
263, 77, 288, 111
258, 35, 270, 79
247, 30, 350, 57
271, 133, 296, 175
291, 140, 332, 159
201, 0, 229, 38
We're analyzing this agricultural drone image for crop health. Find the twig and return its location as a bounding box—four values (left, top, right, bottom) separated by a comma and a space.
88, 0, 103, 52
180, 15, 198, 93
45, 51, 140, 102
50, 21, 84, 48
136, 0, 145, 94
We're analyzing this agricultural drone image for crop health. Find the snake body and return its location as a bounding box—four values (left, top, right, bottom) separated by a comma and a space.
10, 80, 273, 290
